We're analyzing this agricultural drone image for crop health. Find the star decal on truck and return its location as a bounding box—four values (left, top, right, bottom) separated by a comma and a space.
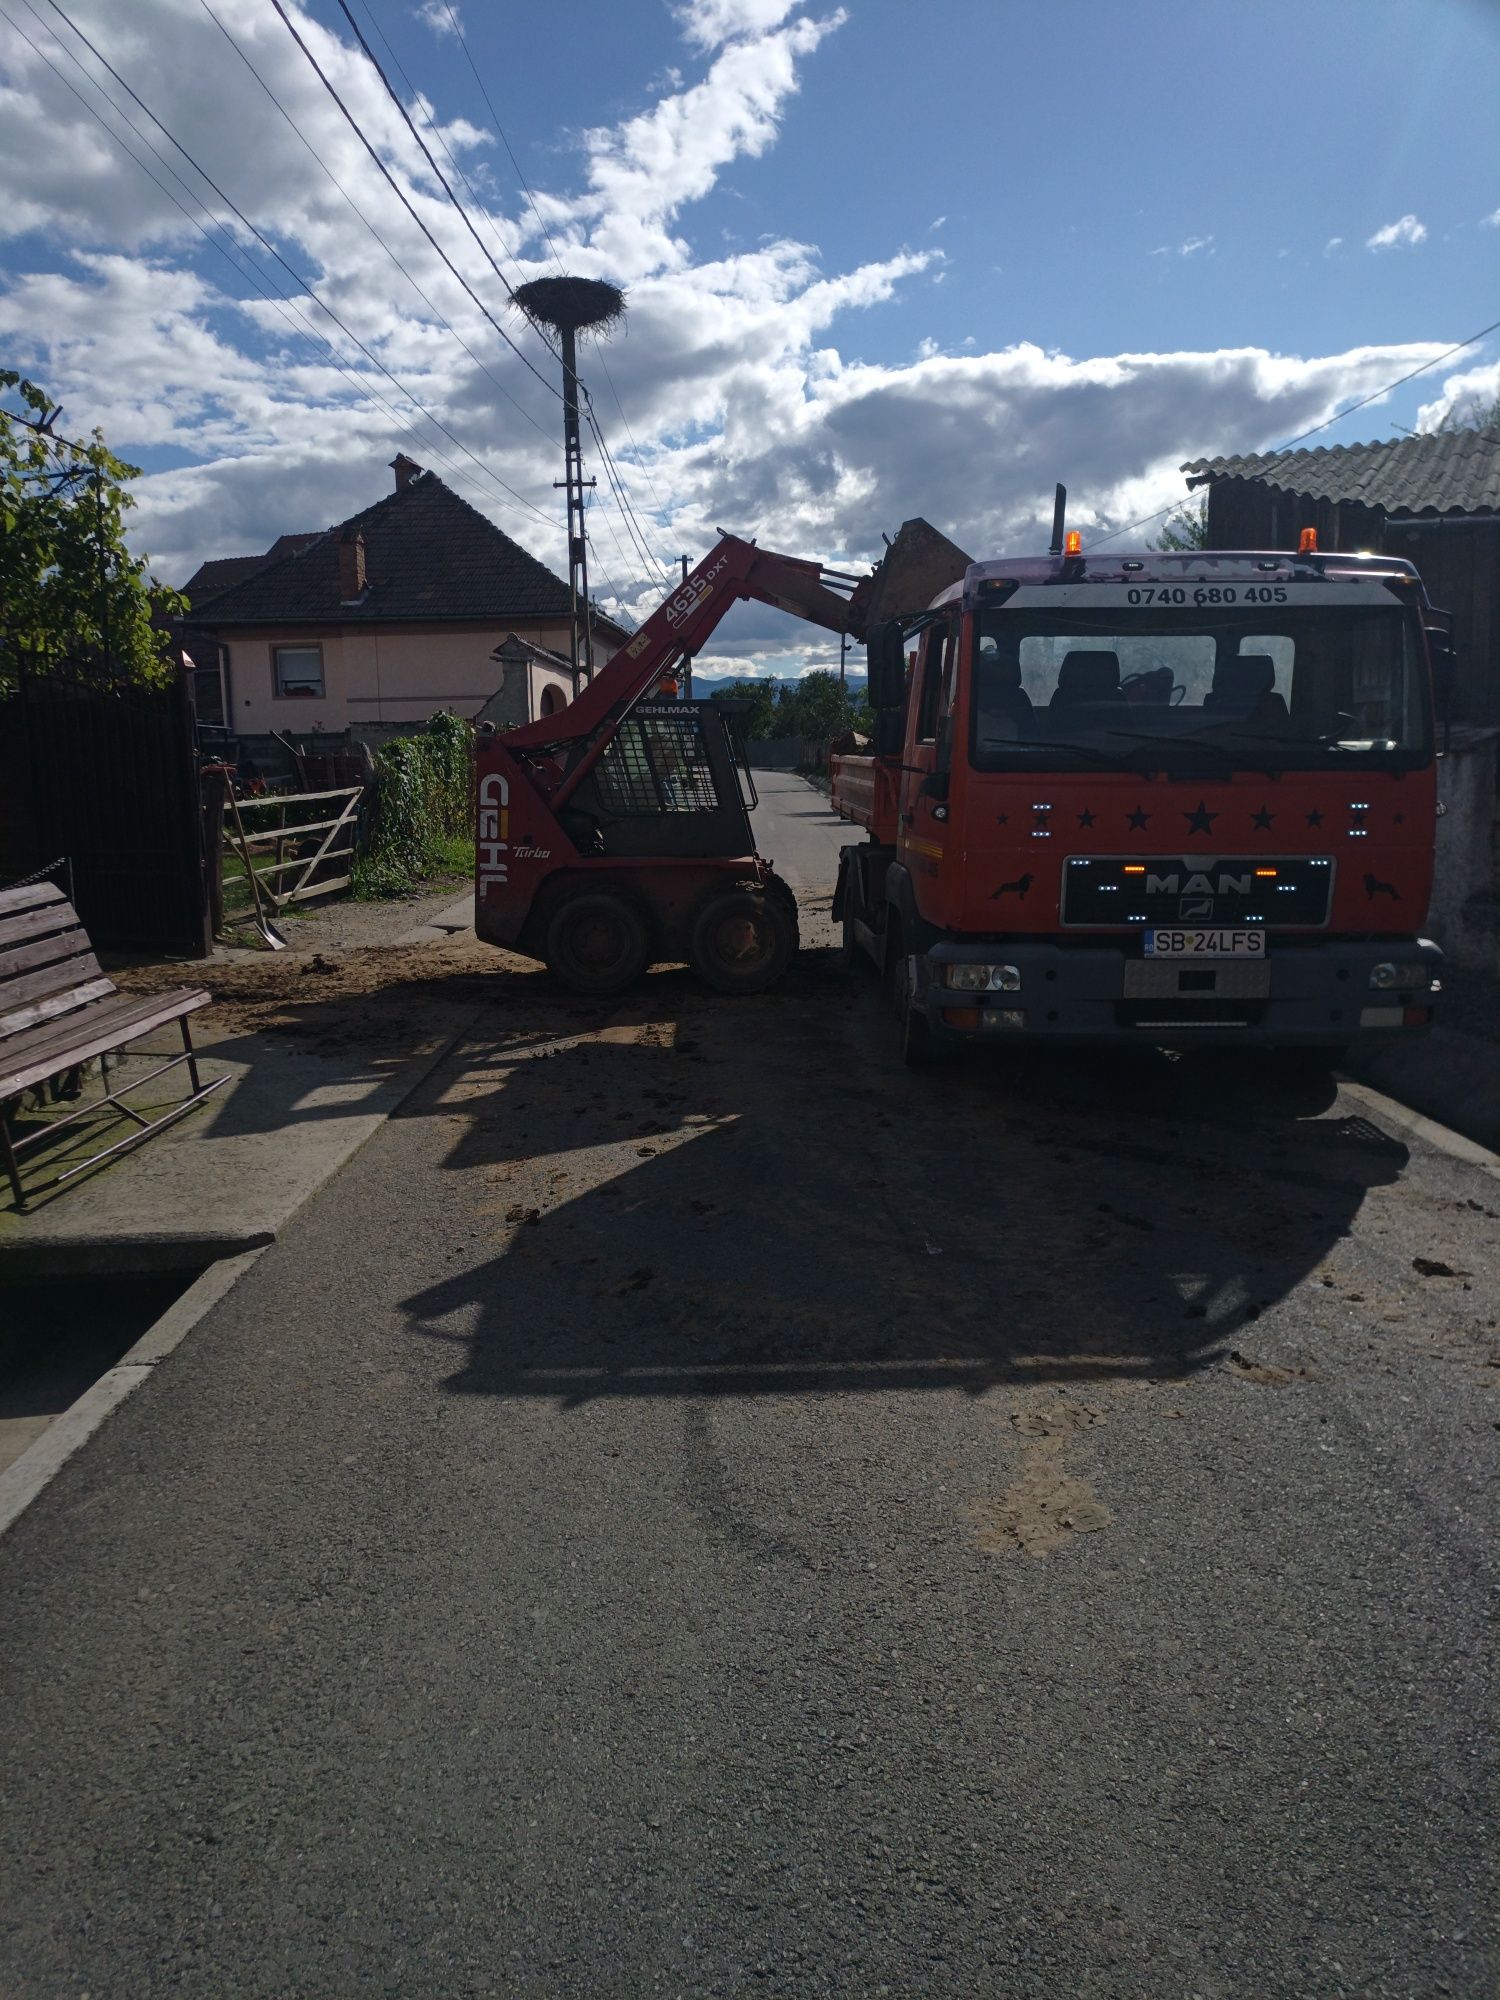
1184, 800, 1218, 835
1126, 806, 1151, 830
1076, 809, 1096, 828
1250, 805, 1276, 829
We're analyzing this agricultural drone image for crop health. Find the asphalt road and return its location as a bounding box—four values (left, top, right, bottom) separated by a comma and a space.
2, 774, 1496, 1998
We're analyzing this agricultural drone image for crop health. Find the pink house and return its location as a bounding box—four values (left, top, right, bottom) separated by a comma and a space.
180, 455, 629, 747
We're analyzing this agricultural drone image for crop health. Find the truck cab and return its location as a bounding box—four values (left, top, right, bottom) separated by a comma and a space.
832, 543, 1445, 1062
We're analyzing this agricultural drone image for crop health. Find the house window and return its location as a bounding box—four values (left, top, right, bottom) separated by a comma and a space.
273, 644, 324, 698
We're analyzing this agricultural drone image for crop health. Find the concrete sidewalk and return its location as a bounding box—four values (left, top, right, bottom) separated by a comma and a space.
0, 894, 482, 1277
395, 892, 473, 945
0, 1016, 479, 1277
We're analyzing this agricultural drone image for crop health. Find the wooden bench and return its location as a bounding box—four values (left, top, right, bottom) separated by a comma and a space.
0, 880, 224, 1211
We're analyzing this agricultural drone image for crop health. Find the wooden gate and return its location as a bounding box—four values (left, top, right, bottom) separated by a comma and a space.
219, 786, 363, 941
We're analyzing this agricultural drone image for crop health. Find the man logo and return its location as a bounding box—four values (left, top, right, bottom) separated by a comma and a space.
1179, 896, 1214, 920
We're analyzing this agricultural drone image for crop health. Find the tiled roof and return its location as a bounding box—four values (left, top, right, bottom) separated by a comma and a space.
1183, 427, 1500, 518
185, 472, 588, 627
181, 533, 319, 607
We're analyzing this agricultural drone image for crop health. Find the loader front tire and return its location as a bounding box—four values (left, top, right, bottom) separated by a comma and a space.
543, 891, 649, 996
690, 883, 797, 995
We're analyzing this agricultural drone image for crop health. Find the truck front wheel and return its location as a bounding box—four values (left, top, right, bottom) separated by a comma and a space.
690, 884, 797, 994
543, 891, 650, 995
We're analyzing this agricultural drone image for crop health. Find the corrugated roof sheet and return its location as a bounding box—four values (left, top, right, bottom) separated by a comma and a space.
1182, 428, 1500, 517
185, 472, 579, 626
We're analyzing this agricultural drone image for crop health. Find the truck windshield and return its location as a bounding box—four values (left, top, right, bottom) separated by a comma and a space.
970, 602, 1431, 772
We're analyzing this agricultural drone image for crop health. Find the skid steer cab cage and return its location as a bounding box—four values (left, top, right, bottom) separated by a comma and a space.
579, 701, 759, 858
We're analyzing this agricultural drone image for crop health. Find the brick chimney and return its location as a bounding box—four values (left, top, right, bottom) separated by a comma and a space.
338, 526, 366, 600
389, 453, 421, 492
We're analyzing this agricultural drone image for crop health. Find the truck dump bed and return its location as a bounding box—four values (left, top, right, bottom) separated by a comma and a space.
830, 752, 897, 840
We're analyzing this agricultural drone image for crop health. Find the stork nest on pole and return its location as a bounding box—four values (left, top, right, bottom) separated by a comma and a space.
514, 276, 626, 335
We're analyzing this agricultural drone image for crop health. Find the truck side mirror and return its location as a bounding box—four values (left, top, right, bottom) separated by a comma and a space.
866, 620, 906, 710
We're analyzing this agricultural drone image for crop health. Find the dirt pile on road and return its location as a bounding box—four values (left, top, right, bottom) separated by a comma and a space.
113, 935, 530, 1055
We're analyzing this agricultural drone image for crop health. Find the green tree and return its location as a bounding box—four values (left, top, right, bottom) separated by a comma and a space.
1148, 495, 1209, 552
775, 668, 855, 740
709, 677, 778, 739
0, 370, 184, 692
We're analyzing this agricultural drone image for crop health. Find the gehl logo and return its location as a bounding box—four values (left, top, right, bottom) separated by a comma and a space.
478, 771, 509, 900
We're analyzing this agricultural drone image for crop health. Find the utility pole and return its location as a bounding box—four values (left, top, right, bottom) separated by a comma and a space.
680, 553, 692, 700
513, 276, 627, 690
553, 321, 596, 682
95, 464, 110, 675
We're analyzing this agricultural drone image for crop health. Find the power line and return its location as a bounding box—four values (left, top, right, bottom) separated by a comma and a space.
583, 487, 647, 611
193, 0, 550, 439
332, 0, 553, 363
35, 0, 564, 524
583, 399, 671, 583
439, 0, 568, 277
350, 3, 672, 596
586, 333, 675, 528
2, 1, 552, 533
349, 0, 533, 295
27, 0, 557, 528
1087, 312, 1500, 550
269, 0, 562, 410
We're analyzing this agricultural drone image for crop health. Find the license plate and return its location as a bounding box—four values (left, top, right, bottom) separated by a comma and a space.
1145, 928, 1266, 959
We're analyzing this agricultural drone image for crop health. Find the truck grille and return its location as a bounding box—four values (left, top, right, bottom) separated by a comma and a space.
1063, 855, 1333, 928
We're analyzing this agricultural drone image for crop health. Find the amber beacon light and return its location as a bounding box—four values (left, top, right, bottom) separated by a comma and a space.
1064, 530, 1083, 556
1298, 526, 1319, 553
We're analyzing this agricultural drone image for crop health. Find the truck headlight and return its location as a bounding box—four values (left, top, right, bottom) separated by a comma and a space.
944, 963, 1021, 992
1369, 961, 1433, 990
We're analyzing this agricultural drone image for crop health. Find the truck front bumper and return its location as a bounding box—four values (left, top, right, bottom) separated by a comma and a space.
914, 938, 1443, 1050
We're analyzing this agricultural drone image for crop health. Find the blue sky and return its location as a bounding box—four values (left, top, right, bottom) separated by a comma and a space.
1, 0, 1497, 673
451, 0, 1500, 369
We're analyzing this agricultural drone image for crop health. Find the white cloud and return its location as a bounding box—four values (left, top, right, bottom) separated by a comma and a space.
0, 1, 1464, 664
1323, 236, 1342, 255
1414, 357, 1500, 433
413, 0, 461, 35
1366, 214, 1427, 251
1482, 207, 1500, 229
928, 215, 945, 232
674, 0, 805, 52
568, 10, 847, 279
1178, 234, 1213, 258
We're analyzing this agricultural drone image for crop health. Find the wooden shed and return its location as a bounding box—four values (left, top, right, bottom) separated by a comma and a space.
1182, 430, 1500, 726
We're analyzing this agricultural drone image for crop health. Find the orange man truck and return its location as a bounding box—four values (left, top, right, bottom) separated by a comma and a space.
832, 528, 1448, 1065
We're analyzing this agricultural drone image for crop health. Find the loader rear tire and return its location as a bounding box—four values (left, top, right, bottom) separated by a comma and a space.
543, 891, 649, 996
690, 883, 797, 994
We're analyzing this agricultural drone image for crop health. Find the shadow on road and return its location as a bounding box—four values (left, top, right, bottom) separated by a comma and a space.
394, 950, 1409, 1403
